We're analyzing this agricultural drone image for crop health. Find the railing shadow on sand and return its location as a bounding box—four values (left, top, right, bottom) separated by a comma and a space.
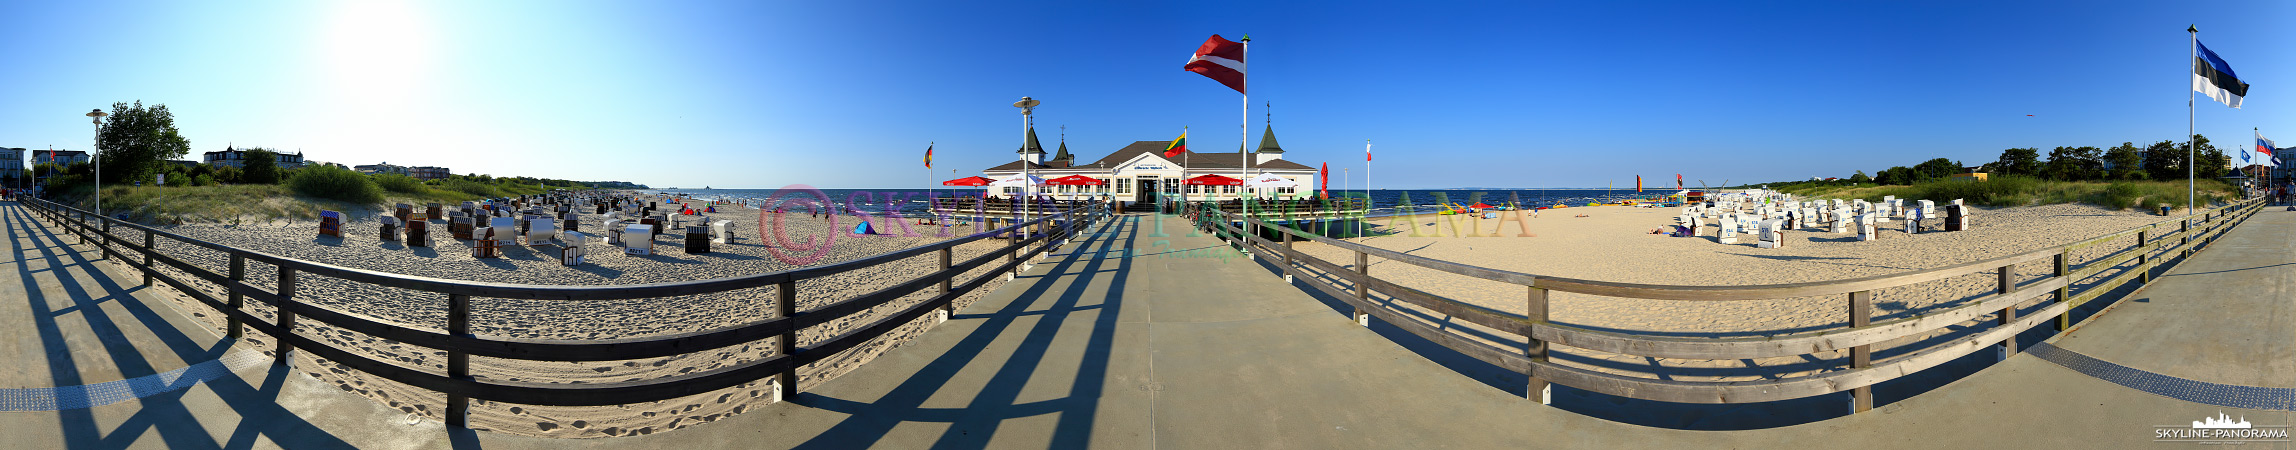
19, 197, 1110, 432
1196, 197, 2265, 429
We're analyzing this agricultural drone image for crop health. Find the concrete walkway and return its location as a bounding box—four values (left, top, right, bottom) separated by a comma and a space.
3, 204, 2292, 449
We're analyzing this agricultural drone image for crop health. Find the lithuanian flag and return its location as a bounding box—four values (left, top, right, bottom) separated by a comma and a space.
1163, 131, 1187, 158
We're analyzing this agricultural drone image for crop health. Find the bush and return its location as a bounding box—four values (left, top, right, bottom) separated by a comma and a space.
193, 174, 216, 186
287, 164, 383, 204
437, 179, 503, 198
374, 174, 426, 193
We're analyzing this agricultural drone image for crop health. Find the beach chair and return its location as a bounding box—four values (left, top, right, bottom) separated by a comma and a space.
407, 220, 430, 247
622, 223, 654, 255
489, 217, 518, 247
1945, 205, 1971, 231
1716, 216, 1740, 244
318, 210, 343, 237
1856, 213, 1878, 241
1829, 209, 1851, 233
710, 220, 734, 244
560, 231, 587, 265
426, 203, 443, 221
380, 216, 402, 242
394, 203, 413, 222
526, 217, 558, 245
684, 225, 710, 254
602, 219, 626, 245
1758, 219, 1785, 248
472, 227, 500, 258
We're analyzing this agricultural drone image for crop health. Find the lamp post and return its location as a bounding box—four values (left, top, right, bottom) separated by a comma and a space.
87, 108, 106, 217
1013, 97, 1039, 234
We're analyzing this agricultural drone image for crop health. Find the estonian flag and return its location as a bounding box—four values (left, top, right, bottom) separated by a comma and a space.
2194, 39, 2250, 109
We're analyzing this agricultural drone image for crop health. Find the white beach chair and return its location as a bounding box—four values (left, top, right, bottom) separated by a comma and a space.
622, 223, 654, 255
527, 217, 558, 245
602, 219, 626, 245
559, 231, 587, 265
710, 220, 734, 244
1758, 219, 1785, 248
1716, 216, 1740, 244
1856, 213, 1878, 241
489, 217, 518, 247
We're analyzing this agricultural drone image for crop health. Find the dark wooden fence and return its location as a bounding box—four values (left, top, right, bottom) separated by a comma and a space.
22, 197, 1110, 427
1197, 196, 2264, 411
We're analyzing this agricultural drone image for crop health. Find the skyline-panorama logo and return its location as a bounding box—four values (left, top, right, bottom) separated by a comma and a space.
2157, 412, 2288, 444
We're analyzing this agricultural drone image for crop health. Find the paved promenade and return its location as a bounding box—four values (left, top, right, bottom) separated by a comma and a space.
0, 203, 2290, 449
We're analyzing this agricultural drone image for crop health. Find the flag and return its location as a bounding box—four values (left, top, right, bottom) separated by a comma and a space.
1319, 162, 1329, 198
1184, 34, 1246, 94
923, 143, 933, 168
1636, 175, 1643, 193
1365, 144, 1372, 161
2259, 130, 2279, 167
2194, 38, 2250, 109
1163, 131, 1188, 158
1676, 174, 1683, 190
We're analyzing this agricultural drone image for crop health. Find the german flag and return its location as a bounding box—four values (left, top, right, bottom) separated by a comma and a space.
1163, 131, 1188, 158
923, 143, 933, 168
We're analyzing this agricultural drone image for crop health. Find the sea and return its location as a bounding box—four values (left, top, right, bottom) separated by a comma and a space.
637, 188, 1680, 219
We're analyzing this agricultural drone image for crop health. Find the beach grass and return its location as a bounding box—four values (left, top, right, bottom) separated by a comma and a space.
1778, 176, 2237, 210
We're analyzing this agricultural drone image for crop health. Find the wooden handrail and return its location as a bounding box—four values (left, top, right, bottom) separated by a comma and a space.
21, 197, 1113, 422
1199, 196, 2266, 409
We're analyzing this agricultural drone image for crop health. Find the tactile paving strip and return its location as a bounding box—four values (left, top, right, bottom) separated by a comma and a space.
0, 350, 269, 412
2028, 342, 2294, 411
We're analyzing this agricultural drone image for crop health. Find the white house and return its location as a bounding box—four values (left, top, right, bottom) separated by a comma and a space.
979, 124, 1315, 207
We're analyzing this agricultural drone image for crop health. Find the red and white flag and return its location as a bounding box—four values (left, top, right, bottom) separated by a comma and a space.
1184, 34, 1246, 94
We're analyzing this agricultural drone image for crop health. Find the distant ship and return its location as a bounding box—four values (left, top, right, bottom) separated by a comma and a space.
705, 186, 712, 189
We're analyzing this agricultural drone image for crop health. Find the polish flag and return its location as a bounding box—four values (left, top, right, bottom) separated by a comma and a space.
1185, 34, 1246, 94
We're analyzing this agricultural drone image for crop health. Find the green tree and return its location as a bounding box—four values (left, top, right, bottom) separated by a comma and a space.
93, 101, 193, 185
2103, 142, 2144, 180
2142, 139, 2183, 181
1994, 148, 2042, 177
2042, 146, 2104, 181
1912, 158, 1963, 182
1849, 170, 1872, 184
242, 148, 281, 184
1875, 166, 1916, 185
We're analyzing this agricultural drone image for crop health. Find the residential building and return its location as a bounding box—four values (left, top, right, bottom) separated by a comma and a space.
1, 147, 21, 187
407, 166, 451, 180
203, 145, 306, 169
32, 149, 90, 166
354, 163, 408, 175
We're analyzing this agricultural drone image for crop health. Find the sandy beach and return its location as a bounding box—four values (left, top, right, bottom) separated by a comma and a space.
115, 194, 1049, 438
1289, 201, 2171, 382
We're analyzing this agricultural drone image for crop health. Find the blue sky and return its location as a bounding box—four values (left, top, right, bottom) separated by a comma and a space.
2, 1, 2288, 189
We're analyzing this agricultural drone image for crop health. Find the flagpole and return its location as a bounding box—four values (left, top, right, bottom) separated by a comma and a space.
1364, 139, 1371, 237
2188, 25, 2197, 216
1240, 35, 1252, 238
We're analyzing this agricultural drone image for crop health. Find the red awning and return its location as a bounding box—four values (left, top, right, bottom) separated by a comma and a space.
941, 176, 993, 186
1045, 175, 1106, 186
1184, 174, 1243, 186
1471, 203, 1494, 209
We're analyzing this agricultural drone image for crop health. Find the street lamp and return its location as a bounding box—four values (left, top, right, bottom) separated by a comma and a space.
87, 108, 106, 217
1013, 96, 1039, 233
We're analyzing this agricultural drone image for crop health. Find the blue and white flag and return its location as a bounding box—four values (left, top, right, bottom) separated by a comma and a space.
2194, 39, 2250, 109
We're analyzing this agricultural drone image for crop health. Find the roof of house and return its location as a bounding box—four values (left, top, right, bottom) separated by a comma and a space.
1016, 127, 1045, 155
1077, 141, 1312, 170
1255, 124, 1283, 153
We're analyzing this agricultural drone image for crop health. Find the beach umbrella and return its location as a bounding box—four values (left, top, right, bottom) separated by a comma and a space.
1243, 173, 1296, 187
1470, 202, 1494, 209
941, 176, 992, 186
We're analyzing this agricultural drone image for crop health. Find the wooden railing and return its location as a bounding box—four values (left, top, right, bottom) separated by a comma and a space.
21, 197, 1111, 427
1199, 197, 2263, 411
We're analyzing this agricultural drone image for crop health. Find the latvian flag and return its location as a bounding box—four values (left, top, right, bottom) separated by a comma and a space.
2258, 131, 2278, 167
2194, 38, 2250, 109
1185, 35, 1246, 94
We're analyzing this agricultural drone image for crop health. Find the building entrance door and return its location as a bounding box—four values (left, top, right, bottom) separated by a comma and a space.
1136, 179, 1158, 204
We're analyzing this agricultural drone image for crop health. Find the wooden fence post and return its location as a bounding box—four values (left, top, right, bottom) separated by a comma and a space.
775, 280, 799, 402
937, 248, 954, 322
274, 267, 297, 365
142, 232, 154, 286
2053, 252, 2070, 331
1281, 227, 1294, 283
1527, 286, 1551, 405
1996, 265, 2017, 359
1353, 250, 1370, 327
1849, 290, 1873, 413
227, 254, 245, 339
2137, 230, 2151, 284
446, 293, 470, 428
